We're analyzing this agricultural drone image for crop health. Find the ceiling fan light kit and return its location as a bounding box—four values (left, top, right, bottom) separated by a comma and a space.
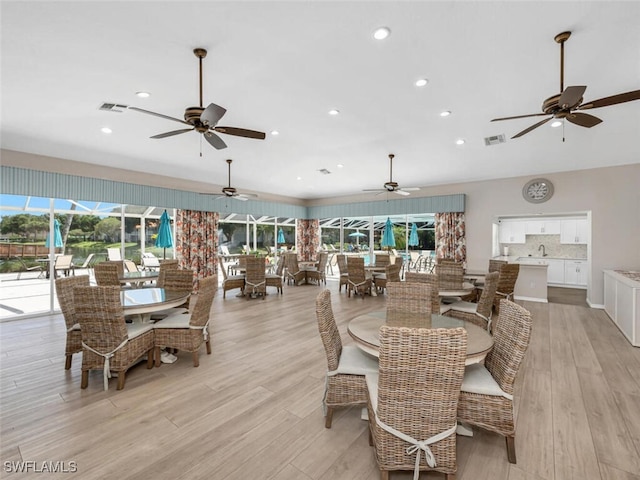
492, 31, 640, 139
116, 48, 265, 150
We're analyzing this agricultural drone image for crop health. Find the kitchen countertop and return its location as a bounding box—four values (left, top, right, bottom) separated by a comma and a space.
493, 255, 587, 264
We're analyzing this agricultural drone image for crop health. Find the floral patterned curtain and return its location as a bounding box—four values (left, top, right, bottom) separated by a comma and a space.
435, 212, 466, 265
296, 219, 319, 261
176, 210, 219, 291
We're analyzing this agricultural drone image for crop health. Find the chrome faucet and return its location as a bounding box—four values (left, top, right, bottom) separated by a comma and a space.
538, 244, 547, 257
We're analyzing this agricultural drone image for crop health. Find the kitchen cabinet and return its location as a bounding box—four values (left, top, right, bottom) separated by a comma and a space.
560, 218, 588, 244
546, 259, 565, 284
525, 219, 561, 235
564, 260, 587, 286
604, 270, 640, 347
499, 220, 526, 244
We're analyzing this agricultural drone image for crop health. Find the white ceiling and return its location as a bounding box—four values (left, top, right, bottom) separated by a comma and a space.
2, 1, 639, 201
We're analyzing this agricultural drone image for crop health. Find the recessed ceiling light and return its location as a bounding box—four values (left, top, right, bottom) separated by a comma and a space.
328, 109, 340, 116
101, 127, 112, 134
271, 130, 279, 135
551, 120, 562, 128
440, 110, 451, 117
456, 139, 465, 145
373, 27, 391, 40
337, 164, 344, 168
135, 91, 150, 98
415, 78, 428, 87
296, 176, 302, 181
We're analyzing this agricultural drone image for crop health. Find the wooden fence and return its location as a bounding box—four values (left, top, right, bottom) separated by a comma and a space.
0, 244, 50, 258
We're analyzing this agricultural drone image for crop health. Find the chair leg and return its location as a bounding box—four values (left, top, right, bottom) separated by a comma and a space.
325, 407, 334, 428
506, 435, 517, 463
154, 346, 162, 367
81, 370, 89, 389
65, 354, 73, 370
380, 470, 389, 480
192, 351, 200, 367
147, 348, 154, 368
117, 371, 126, 390
205, 339, 212, 355
445, 474, 456, 480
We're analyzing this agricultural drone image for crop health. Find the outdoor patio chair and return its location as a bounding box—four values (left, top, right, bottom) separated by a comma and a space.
53, 254, 74, 278
153, 275, 217, 367
55, 275, 90, 369
107, 248, 122, 261
366, 325, 467, 480
123, 259, 140, 273
141, 252, 160, 271
315, 289, 378, 428
14, 256, 44, 280
457, 299, 532, 463
74, 285, 154, 390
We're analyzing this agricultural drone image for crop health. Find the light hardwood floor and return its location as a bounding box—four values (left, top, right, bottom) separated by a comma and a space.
1, 280, 639, 479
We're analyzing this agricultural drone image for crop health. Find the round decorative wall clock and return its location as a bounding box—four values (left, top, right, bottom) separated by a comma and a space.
522, 178, 554, 203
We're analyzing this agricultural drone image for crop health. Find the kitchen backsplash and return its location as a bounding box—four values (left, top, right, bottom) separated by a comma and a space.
501, 234, 587, 259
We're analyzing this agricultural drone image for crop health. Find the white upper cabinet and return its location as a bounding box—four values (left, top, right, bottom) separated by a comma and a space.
499, 220, 526, 244
560, 218, 588, 244
525, 219, 561, 235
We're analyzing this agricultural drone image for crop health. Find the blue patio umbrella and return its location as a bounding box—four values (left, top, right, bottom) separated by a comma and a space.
409, 223, 419, 247
277, 228, 285, 244
381, 218, 396, 249
155, 210, 173, 259
45, 219, 64, 249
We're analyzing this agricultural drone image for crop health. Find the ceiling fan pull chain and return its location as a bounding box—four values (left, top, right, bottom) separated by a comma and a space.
200, 134, 203, 157
562, 120, 565, 143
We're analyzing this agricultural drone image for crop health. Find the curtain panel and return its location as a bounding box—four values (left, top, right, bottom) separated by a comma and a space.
435, 212, 466, 265
296, 219, 320, 261
176, 209, 219, 291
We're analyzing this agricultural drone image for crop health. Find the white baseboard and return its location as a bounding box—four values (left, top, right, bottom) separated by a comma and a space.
514, 295, 548, 303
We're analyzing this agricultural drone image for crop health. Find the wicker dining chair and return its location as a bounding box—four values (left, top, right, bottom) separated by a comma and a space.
93, 261, 122, 286
373, 262, 401, 294
347, 257, 372, 298
162, 268, 194, 308
386, 282, 432, 321
457, 299, 532, 464
366, 325, 467, 480
55, 275, 90, 369
493, 264, 520, 314
153, 275, 217, 367
307, 251, 329, 285
285, 252, 306, 286
219, 260, 245, 299
74, 285, 154, 390
489, 259, 508, 273
156, 259, 179, 288
244, 256, 266, 299
336, 254, 349, 292
404, 271, 450, 314
435, 262, 464, 290
266, 254, 285, 294
445, 271, 500, 331
375, 253, 391, 267
315, 289, 378, 428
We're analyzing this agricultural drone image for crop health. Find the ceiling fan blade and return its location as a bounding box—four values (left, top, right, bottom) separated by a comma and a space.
232, 195, 249, 202
491, 113, 549, 122
565, 112, 603, 128
214, 126, 266, 140
201, 103, 227, 127
128, 106, 190, 125
394, 190, 411, 196
401, 187, 420, 191
558, 86, 586, 109
511, 117, 552, 139
578, 90, 640, 110
150, 128, 194, 139
238, 193, 258, 198
203, 131, 227, 150
363, 189, 386, 193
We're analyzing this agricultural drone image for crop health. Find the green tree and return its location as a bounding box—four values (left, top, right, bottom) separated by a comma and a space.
219, 223, 238, 244
94, 217, 121, 242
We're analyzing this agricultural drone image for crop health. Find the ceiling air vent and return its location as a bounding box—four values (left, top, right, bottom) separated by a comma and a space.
99, 102, 128, 112
484, 134, 506, 146
318, 168, 331, 175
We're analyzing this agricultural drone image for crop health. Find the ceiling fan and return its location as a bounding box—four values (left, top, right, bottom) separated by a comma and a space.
124, 48, 265, 150
201, 159, 257, 201
491, 31, 640, 139
363, 154, 420, 196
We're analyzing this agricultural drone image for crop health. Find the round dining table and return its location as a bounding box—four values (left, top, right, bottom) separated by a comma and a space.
121, 288, 191, 322
119, 270, 159, 288
348, 310, 493, 365
438, 281, 477, 298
